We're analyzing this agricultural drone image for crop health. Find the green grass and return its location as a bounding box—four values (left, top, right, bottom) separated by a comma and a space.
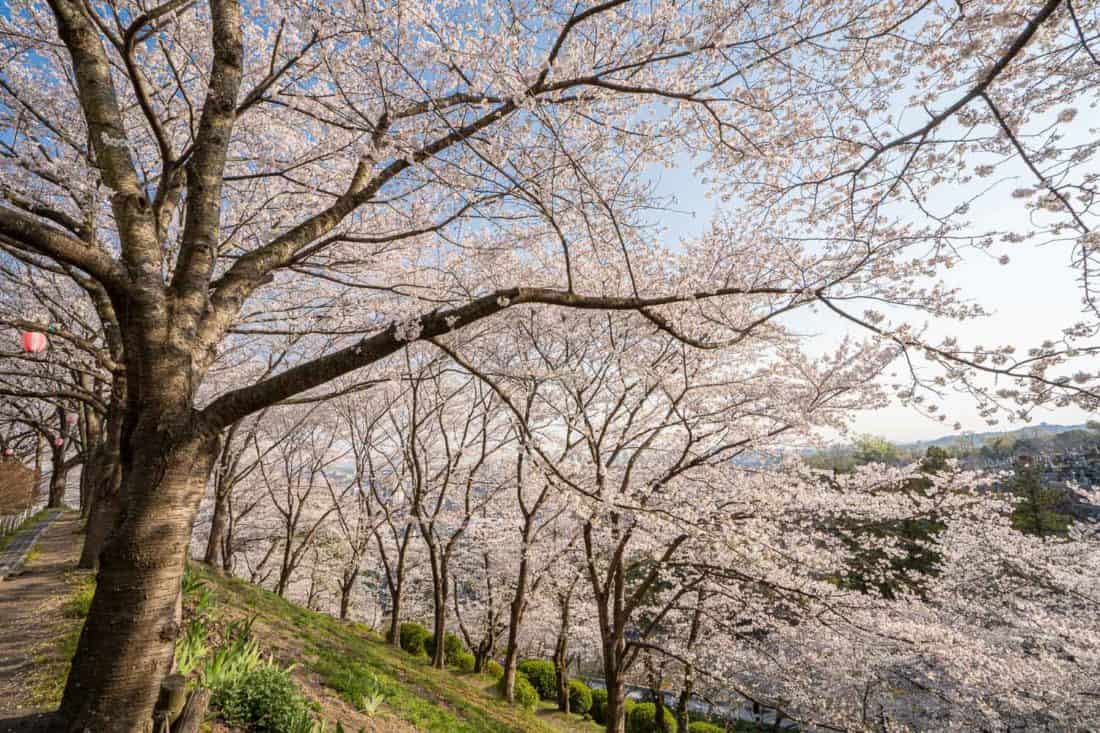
194, 565, 598, 733
30, 572, 94, 706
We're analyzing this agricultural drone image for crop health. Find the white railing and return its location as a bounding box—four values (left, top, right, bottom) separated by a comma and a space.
0, 500, 47, 537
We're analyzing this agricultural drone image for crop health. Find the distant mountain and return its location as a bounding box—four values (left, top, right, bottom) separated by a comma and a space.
901, 423, 1088, 451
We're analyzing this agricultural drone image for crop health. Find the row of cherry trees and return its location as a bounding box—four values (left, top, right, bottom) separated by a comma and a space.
0, 0, 1097, 730
170, 311, 1099, 732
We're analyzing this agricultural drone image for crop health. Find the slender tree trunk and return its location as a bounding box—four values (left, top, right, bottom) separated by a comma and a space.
502, 519, 534, 701
675, 672, 693, 732
603, 667, 627, 733
651, 670, 670, 733
58, 425, 219, 733
77, 442, 122, 570
554, 639, 569, 713
387, 578, 403, 647
676, 591, 704, 731
428, 551, 449, 669
553, 591, 572, 713
47, 450, 69, 508
202, 488, 229, 569
339, 566, 358, 620
275, 538, 294, 596
474, 638, 491, 673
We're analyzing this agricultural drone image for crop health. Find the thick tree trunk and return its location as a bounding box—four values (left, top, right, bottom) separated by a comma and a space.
58, 426, 219, 733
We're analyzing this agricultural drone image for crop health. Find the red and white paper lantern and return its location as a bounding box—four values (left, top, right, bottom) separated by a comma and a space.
20, 331, 47, 353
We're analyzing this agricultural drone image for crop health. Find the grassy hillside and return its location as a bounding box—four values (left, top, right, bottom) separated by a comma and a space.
185, 564, 602, 732
26, 545, 772, 732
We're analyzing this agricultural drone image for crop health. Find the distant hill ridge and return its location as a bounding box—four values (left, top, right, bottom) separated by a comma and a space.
901, 423, 1088, 451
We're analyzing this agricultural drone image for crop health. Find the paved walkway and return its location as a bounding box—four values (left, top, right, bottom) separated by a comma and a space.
0, 513, 83, 723
0, 510, 61, 580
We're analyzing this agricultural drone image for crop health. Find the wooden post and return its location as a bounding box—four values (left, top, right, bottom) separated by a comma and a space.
153, 674, 188, 731
170, 689, 211, 733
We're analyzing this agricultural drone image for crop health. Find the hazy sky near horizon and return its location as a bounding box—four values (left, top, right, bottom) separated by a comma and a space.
650, 154, 1095, 443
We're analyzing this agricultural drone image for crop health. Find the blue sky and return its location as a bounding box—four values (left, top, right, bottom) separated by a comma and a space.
649, 155, 1093, 442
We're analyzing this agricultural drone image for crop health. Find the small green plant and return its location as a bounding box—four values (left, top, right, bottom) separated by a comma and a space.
485, 659, 504, 678
198, 617, 263, 690
181, 563, 205, 595
63, 575, 96, 619
181, 564, 215, 616
214, 663, 317, 733
516, 659, 556, 700
454, 651, 476, 672
355, 672, 386, 717
174, 616, 210, 676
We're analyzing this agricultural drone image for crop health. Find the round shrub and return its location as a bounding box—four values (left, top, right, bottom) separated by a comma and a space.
517, 659, 556, 700
590, 688, 609, 724
426, 631, 467, 665
568, 679, 593, 715
454, 651, 476, 672
688, 722, 724, 733
399, 622, 430, 656
496, 670, 539, 712
213, 664, 315, 733
485, 659, 504, 678
627, 702, 678, 733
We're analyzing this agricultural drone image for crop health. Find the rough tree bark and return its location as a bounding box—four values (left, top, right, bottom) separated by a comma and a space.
59, 422, 220, 731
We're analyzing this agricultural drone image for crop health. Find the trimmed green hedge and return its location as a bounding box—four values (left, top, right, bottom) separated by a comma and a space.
568, 679, 593, 714
517, 659, 556, 700
399, 622, 430, 656
497, 670, 539, 712
590, 688, 609, 724
688, 723, 724, 733
454, 651, 476, 672
627, 702, 678, 733
426, 631, 466, 666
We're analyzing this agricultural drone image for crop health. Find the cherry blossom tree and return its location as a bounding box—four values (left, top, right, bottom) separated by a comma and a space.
1, 0, 1095, 729
438, 310, 894, 732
